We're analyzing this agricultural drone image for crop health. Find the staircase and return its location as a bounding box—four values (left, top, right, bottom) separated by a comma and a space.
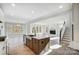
61, 27, 70, 46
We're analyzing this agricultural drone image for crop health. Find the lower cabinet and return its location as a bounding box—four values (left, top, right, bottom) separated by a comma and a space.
32, 39, 39, 54
0, 37, 6, 55
26, 37, 50, 55
26, 38, 33, 49
0, 42, 6, 55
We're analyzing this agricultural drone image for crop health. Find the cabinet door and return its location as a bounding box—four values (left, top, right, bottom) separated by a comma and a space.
32, 39, 39, 54
39, 39, 46, 53
39, 38, 50, 53
23, 35, 26, 45
26, 38, 32, 49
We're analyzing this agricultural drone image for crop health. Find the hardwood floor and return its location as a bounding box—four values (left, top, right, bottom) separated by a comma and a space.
8, 44, 35, 55
7, 42, 79, 55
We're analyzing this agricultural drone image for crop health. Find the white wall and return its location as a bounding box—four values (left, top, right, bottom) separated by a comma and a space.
69, 4, 79, 50
0, 8, 4, 20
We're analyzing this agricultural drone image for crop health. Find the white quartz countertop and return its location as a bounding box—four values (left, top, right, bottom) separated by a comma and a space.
33, 35, 50, 39
26, 35, 50, 40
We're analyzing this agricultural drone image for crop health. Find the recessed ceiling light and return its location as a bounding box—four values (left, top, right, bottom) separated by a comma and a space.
59, 5, 63, 8
11, 3, 15, 7
32, 11, 34, 14
11, 13, 14, 16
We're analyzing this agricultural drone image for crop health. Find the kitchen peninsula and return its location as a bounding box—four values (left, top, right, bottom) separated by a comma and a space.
23, 35, 50, 55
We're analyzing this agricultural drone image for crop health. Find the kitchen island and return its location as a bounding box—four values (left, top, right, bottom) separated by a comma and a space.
23, 35, 50, 55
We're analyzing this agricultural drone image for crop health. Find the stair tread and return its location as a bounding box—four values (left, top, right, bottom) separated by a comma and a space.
62, 40, 70, 41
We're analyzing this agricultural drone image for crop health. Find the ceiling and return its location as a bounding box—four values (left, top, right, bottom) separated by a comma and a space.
0, 3, 72, 23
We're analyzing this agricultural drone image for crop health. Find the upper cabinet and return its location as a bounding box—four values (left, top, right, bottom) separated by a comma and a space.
5, 22, 26, 35
0, 22, 5, 36
30, 24, 49, 35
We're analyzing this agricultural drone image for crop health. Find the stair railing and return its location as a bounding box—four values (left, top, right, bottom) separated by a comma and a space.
60, 21, 66, 43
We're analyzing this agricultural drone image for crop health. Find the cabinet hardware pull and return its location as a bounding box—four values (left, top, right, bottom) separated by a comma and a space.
41, 41, 44, 44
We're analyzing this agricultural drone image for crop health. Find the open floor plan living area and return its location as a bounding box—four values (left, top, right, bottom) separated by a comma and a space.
0, 3, 79, 55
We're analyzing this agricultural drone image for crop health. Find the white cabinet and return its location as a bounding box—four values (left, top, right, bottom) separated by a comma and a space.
0, 23, 5, 36
30, 24, 49, 35
0, 41, 6, 55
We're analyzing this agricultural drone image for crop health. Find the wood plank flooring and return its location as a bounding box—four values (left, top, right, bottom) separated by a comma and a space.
8, 44, 35, 55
